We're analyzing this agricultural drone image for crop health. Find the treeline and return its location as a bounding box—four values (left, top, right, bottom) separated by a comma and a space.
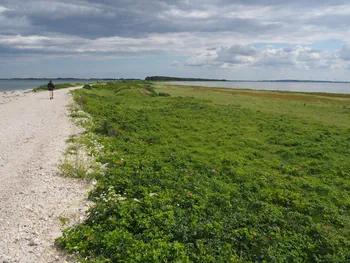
145, 76, 227, 81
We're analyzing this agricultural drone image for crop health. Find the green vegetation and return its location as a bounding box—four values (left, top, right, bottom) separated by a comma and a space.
33, 83, 83, 92
145, 76, 227, 81
83, 84, 93, 90
57, 81, 350, 262
59, 155, 89, 179
58, 216, 71, 226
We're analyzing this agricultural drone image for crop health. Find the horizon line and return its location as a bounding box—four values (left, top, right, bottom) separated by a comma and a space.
1, 78, 350, 83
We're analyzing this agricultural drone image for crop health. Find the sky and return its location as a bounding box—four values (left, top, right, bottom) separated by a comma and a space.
1, 0, 350, 80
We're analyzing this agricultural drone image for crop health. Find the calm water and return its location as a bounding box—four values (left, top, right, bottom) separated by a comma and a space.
166, 81, 350, 94
2, 79, 350, 94
0, 79, 110, 92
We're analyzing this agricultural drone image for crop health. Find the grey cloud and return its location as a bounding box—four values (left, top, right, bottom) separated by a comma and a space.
1, 0, 347, 39
1, 1, 280, 38
214, 45, 257, 64
0, 33, 173, 60
308, 14, 350, 30
0, 43, 66, 57
0, 0, 350, 69
282, 47, 294, 53
227, 45, 257, 56
339, 45, 350, 61
296, 48, 323, 61
253, 48, 297, 67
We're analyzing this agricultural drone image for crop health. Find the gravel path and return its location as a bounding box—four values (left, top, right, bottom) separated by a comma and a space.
0, 88, 88, 262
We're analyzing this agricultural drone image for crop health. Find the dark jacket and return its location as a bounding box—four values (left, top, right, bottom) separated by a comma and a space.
48, 82, 55, 90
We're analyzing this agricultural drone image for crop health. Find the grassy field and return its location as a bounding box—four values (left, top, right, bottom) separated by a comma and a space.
57, 82, 350, 262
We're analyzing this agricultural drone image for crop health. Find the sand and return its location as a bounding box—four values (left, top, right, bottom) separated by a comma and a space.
0, 87, 88, 262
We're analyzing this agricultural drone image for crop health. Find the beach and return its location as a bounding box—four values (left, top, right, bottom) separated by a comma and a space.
0, 89, 33, 104
0, 87, 87, 262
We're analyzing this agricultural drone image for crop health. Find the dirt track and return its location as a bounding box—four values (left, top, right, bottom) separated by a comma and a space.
0, 88, 87, 262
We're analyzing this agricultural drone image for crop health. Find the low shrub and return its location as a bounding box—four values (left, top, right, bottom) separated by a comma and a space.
59, 156, 89, 179
83, 84, 93, 90
158, 92, 170, 97
56, 81, 350, 262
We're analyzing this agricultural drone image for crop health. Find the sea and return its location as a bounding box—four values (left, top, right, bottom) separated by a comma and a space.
165, 81, 350, 94
0, 79, 112, 92
1, 79, 350, 94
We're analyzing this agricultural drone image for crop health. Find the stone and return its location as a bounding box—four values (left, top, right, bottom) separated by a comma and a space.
28, 238, 40, 246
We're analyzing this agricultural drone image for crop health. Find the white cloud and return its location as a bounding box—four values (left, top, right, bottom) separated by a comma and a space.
186, 49, 218, 66
338, 44, 350, 61
161, 8, 214, 19
215, 45, 257, 64
1, 32, 349, 72
186, 44, 350, 70
0, 35, 51, 45
171, 61, 181, 67
0, 6, 9, 13
1, 0, 350, 76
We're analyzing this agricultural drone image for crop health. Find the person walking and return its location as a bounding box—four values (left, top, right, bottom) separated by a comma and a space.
47, 80, 55, 100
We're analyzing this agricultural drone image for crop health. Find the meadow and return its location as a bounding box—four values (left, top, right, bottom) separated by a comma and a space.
57, 82, 350, 262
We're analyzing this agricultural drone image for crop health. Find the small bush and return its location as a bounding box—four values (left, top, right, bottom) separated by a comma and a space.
99, 120, 121, 137
144, 84, 155, 93
83, 84, 92, 90
158, 92, 170, 97
58, 216, 70, 226
65, 144, 81, 155
59, 156, 89, 179
75, 96, 88, 106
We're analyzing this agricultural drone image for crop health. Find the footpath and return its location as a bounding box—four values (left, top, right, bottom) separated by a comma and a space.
0, 87, 87, 263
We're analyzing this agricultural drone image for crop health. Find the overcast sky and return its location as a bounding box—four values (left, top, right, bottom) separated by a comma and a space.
1, 0, 350, 80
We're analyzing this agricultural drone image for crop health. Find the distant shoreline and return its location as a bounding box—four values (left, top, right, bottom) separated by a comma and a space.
227, 80, 350, 84
145, 76, 227, 82
1, 78, 350, 84
145, 76, 350, 83
1, 79, 350, 95
0, 78, 140, 81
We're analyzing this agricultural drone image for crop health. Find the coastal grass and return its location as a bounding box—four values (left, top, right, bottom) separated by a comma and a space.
57, 81, 350, 262
59, 156, 89, 179
155, 84, 350, 128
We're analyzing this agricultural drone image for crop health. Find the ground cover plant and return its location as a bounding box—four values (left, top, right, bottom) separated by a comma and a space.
57, 81, 350, 262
